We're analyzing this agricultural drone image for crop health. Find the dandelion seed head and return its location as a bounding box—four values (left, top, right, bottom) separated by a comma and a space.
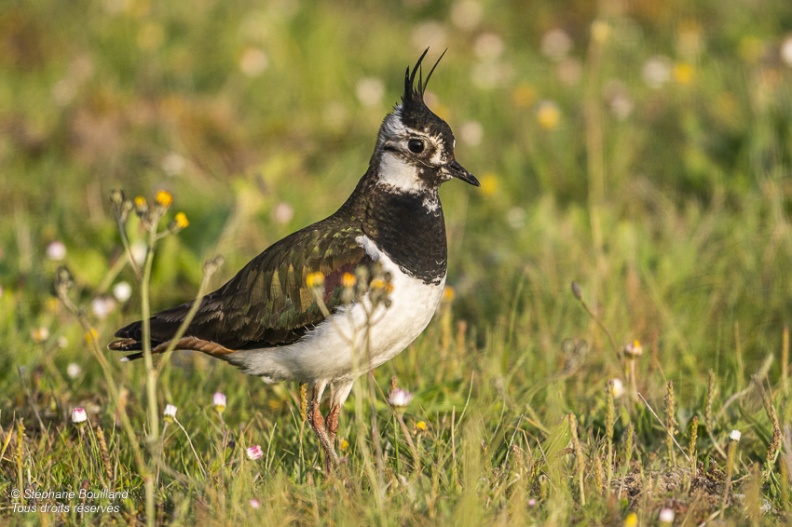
609, 378, 625, 399
356, 77, 385, 107
557, 58, 582, 86
162, 152, 186, 176
67, 363, 82, 379
642, 55, 672, 89
47, 241, 67, 261
780, 35, 792, 67
541, 28, 572, 61
91, 296, 116, 320
474, 32, 504, 60
459, 120, 483, 147
659, 508, 675, 523
113, 281, 133, 303
411, 21, 447, 51
506, 207, 526, 229
239, 47, 269, 77
450, 0, 482, 31
31, 327, 50, 344
272, 202, 294, 225
131, 241, 147, 266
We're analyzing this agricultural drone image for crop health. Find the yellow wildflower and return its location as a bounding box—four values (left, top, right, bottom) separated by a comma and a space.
306, 271, 325, 288
673, 63, 694, 84
155, 190, 173, 208
512, 84, 536, 109
84, 328, 99, 346
442, 286, 455, 302
174, 212, 189, 229
478, 173, 498, 196
46, 297, 61, 313
536, 101, 561, 130
415, 421, 428, 432
342, 272, 356, 288
370, 278, 393, 293
591, 20, 610, 44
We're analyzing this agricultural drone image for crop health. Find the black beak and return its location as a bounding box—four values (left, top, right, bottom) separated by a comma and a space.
445, 159, 479, 187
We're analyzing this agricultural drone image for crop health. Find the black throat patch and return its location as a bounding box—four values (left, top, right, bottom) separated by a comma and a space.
362, 185, 447, 285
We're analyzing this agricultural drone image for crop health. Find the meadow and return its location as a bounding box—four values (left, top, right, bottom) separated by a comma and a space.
1, 0, 792, 525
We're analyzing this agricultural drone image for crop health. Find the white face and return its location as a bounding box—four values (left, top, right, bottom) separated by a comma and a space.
375, 106, 453, 193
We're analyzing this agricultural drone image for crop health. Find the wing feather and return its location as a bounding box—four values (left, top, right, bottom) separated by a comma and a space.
109, 223, 371, 354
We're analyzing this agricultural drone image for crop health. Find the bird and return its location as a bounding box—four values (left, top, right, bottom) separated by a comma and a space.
108, 49, 479, 469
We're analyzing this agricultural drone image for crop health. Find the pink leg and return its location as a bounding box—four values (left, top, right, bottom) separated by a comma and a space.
307, 387, 338, 471
327, 403, 341, 444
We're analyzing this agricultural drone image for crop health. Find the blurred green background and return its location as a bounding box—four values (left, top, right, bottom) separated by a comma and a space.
3, 0, 792, 364
2, 0, 792, 522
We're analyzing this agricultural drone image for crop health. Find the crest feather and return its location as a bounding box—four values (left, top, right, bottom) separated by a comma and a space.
402, 48, 447, 106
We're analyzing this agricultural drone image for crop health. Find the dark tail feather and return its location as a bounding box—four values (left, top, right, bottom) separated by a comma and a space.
108, 320, 159, 361
108, 337, 143, 351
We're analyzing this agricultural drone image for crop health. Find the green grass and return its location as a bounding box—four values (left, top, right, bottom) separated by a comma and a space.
2, 0, 792, 525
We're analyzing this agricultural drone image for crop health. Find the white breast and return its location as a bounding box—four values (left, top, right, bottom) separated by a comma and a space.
229, 235, 445, 383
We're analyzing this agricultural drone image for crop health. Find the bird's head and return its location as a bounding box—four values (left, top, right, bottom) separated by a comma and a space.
374, 49, 479, 192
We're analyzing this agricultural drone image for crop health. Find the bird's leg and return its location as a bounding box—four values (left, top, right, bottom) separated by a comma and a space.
326, 381, 353, 448
307, 384, 339, 471
326, 403, 341, 444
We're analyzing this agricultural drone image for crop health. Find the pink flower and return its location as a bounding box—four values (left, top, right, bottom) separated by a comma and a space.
388, 388, 414, 408
71, 407, 87, 426
246, 445, 263, 461
213, 392, 227, 412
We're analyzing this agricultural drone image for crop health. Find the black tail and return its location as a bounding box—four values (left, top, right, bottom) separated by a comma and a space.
108, 319, 168, 361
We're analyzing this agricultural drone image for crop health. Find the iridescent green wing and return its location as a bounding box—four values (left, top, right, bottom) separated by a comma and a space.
137, 223, 371, 349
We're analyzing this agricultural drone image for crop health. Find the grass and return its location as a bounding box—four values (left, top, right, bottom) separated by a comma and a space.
2, 0, 792, 525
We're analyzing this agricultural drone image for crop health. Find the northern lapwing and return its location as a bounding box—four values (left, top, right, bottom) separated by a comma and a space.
109, 49, 479, 469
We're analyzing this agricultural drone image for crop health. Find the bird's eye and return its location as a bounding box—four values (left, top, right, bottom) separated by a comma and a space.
407, 138, 425, 154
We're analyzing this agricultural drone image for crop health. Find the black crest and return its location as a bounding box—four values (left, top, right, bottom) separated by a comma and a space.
400, 48, 447, 129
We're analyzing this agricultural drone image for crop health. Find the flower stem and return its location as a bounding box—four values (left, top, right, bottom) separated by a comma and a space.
140, 218, 160, 527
